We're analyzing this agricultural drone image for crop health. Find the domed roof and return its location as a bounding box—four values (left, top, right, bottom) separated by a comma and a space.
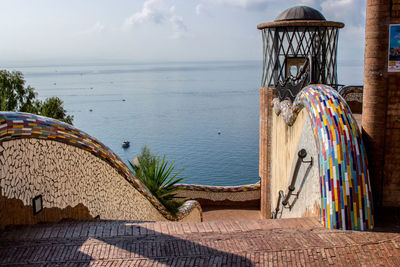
275, 6, 326, 22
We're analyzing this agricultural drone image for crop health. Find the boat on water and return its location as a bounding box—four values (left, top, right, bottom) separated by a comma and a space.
122, 141, 130, 148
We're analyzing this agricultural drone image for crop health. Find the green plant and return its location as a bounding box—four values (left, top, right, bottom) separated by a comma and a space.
129, 146, 185, 215
40, 97, 73, 124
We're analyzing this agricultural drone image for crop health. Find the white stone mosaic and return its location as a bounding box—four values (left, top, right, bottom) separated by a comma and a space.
0, 139, 170, 221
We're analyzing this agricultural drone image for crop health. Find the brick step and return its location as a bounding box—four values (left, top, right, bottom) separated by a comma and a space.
0, 217, 321, 242
0, 217, 399, 266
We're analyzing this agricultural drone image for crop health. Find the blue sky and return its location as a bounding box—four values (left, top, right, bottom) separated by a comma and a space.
0, 0, 366, 66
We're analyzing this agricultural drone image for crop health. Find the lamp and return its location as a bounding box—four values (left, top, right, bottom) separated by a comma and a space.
32, 195, 43, 215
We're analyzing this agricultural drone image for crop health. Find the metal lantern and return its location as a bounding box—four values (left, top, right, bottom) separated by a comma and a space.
257, 6, 344, 101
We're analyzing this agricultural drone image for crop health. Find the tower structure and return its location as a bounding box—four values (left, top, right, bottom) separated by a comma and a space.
257, 6, 344, 218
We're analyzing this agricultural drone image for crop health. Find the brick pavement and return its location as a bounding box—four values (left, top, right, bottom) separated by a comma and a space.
0, 217, 399, 266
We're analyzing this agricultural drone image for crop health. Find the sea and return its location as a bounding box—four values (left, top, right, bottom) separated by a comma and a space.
5, 60, 363, 186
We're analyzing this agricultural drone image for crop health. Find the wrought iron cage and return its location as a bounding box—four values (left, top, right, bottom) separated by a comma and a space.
258, 6, 344, 101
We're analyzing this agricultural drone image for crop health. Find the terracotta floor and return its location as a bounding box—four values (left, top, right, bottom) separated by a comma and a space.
1, 217, 400, 266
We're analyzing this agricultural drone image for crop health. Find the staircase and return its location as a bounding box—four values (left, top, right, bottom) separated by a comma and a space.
1, 217, 399, 266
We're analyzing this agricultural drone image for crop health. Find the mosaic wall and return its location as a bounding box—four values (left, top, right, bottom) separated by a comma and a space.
0, 112, 201, 222
273, 85, 374, 230
0, 138, 168, 223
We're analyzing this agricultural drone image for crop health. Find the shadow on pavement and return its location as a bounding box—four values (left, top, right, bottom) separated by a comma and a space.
0, 220, 253, 266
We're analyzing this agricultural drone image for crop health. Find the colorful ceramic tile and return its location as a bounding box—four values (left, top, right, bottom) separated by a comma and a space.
272, 85, 373, 230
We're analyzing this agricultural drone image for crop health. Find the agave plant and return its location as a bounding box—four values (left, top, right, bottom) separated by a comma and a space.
129, 146, 185, 215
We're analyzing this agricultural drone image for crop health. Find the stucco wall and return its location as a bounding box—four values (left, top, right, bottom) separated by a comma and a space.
271, 109, 320, 218
0, 138, 202, 228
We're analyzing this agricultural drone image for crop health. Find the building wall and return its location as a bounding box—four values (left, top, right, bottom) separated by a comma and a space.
363, 0, 400, 207
382, 1, 400, 207
271, 109, 306, 202
271, 109, 320, 218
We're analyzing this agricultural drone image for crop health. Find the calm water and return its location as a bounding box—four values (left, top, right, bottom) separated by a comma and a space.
14, 61, 262, 186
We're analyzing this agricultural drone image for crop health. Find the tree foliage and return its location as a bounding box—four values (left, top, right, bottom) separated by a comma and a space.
129, 146, 185, 215
0, 70, 73, 124
40, 97, 73, 124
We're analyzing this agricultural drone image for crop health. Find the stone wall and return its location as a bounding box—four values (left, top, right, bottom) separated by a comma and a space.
339, 86, 363, 114
174, 184, 260, 208
271, 109, 320, 218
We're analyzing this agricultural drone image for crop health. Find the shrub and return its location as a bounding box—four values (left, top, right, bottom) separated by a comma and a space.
129, 146, 185, 215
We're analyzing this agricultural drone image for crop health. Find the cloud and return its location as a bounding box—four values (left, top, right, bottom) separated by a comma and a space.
78, 21, 105, 35
170, 14, 187, 38
196, 4, 203, 15
124, 0, 166, 26
124, 0, 188, 38
216, 0, 270, 9
320, 0, 365, 26
297, 0, 318, 5
195, 3, 215, 17
196, 0, 365, 26
199, 0, 272, 10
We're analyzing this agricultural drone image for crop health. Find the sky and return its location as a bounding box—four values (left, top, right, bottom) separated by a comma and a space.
0, 0, 366, 67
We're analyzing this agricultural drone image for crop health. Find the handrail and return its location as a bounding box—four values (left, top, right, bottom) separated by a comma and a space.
271, 149, 313, 219
272, 190, 285, 219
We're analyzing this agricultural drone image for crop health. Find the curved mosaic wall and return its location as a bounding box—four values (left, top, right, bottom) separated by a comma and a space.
273, 85, 374, 230
0, 112, 201, 222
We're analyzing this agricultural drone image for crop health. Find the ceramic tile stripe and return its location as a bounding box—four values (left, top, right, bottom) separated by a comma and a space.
272, 85, 373, 230
0, 112, 201, 221
174, 183, 260, 192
